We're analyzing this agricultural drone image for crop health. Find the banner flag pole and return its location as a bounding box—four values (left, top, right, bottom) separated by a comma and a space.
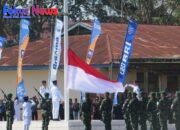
64, 0, 69, 122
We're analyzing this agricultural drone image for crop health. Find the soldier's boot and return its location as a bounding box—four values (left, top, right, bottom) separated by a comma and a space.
45, 126, 48, 130
162, 122, 168, 130
105, 123, 111, 130
9, 124, 12, 130
140, 123, 147, 130
175, 123, 180, 130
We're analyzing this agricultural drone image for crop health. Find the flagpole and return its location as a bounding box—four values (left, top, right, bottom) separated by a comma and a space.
64, 0, 69, 122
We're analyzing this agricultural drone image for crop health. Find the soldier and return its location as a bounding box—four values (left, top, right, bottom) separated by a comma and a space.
171, 91, 180, 130
157, 92, 169, 130
122, 92, 132, 130
128, 93, 139, 130
138, 92, 148, 130
156, 92, 161, 130
100, 92, 113, 130
40, 93, 51, 130
81, 93, 92, 130
92, 97, 101, 120
147, 92, 159, 130
5, 93, 15, 130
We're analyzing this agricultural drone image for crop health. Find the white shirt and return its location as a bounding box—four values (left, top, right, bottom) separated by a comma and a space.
14, 99, 21, 120
22, 101, 35, 117
51, 85, 63, 101
39, 85, 50, 97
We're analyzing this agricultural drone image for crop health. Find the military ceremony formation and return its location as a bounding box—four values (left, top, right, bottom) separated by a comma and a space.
0, 0, 180, 130
0, 85, 180, 130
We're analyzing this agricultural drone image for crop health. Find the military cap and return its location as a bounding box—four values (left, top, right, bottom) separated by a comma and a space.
23, 96, 29, 101
42, 80, 46, 84
44, 93, 49, 98
85, 93, 90, 98
52, 80, 57, 85
150, 92, 156, 97
160, 91, 166, 95
7, 93, 13, 99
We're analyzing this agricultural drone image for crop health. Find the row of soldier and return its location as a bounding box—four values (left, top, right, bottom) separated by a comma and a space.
1, 87, 180, 130
0, 80, 62, 130
81, 91, 180, 130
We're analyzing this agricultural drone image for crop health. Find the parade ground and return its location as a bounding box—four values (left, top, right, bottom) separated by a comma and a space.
0, 1, 180, 130
0, 120, 177, 130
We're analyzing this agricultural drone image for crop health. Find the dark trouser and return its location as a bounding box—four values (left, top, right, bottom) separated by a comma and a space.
6, 116, 13, 130
0, 113, 6, 121
139, 115, 147, 130
32, 111, 38, 120
175, 119, 180, 130
150, 115, 160, 130
83, 120, 91, 130
130, 115, 138, 130
104, 121, 111, 130
124, 117, 132, 130
42, 115, 50, 130
159, 119, 167, 130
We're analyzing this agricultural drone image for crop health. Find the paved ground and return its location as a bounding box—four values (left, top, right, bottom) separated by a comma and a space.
0, 120, 176, 130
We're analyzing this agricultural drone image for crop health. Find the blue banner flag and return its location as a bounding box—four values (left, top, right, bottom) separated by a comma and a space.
17, 19, 30, 101
113, 20, 138, 105
86, 19, 101, 64
118, 20, 138, 83
0, 36, 6, 59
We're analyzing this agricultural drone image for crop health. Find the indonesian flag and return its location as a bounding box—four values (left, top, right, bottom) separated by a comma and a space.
67, 49, 125, 93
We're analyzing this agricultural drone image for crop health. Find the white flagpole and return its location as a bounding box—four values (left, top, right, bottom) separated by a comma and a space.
64, 0, 69, 122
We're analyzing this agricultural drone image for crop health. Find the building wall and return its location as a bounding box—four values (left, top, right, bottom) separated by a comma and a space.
0, 68, 136, 99
1, 68, 177, 100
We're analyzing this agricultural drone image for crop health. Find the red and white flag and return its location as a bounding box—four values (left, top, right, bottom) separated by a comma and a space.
67, 49, 125, 93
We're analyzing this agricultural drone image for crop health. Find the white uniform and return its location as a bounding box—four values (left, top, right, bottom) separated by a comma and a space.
51, 85, 63, 119
39, 85, 50, 97
22, 100, 35, 130
14, 99, 21, 121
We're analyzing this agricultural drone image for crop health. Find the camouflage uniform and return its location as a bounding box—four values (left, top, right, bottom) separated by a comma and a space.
122, 93, 132, 130
128, 93, 139, 130
100, 92, 112, 130
81, 93, 92, 130
40, 93, 51, 130
139, 92, 148, 130
157, 92, 169, 130
147, 92, 159, 130
5, 94, 15, 130
171, 91, 180, 130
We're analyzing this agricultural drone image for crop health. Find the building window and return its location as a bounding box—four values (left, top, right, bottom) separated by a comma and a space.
167, 76, 178, 92
137, 72, 144, 90
148, 72, 159, 92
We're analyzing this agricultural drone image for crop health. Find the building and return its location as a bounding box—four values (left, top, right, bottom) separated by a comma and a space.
0, 22, 180, 99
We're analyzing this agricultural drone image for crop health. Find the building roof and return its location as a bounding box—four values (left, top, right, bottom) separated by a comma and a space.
0, 23, 180, 70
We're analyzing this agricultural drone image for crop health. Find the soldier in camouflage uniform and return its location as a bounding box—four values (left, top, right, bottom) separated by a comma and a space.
40, 93, 51, 130
157, 92, 169, 130
147, 92, 159, 130
100, 92, 112, 130
122, 92, 132, 130
128, 93, 139, 130
81, 93, 92, 130
171, 91, 180, 130
5, 93, 15, 130
139, 92, 148, 130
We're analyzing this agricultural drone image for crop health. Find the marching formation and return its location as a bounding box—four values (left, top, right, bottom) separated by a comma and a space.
81, 91, 180, 130
0, 87, 180, 130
